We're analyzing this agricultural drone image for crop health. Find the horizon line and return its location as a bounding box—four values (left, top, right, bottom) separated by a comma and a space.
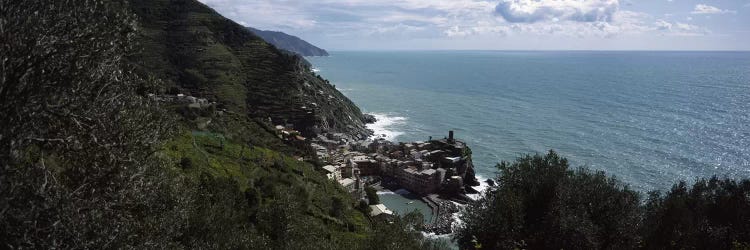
323, 49, 750, 52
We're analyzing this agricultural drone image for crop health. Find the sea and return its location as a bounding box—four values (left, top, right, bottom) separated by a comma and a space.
308, 51, 750, 192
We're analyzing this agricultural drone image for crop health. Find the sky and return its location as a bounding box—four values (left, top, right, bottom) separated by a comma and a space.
198, 0, 750, 50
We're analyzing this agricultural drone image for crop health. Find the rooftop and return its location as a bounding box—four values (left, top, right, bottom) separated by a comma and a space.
322, 165, 337, 173
445, 156, 461, 163
339, 178, 355, 186
369, 204, 394, 217
352, 155, 370, 161
422, 169, 437, 175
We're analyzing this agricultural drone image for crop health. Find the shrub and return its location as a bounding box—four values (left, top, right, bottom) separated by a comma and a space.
642, 177, 750, 249
180, 157, 193, 169
366, 186, 380, 205
455, 151, 641, 250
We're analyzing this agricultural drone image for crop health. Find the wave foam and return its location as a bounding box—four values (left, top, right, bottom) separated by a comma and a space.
376, 189, 410, 195
467, 175, 491, 200
367, 113, 406, 141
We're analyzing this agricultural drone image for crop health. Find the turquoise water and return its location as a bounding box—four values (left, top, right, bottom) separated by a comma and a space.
377, 190, 433, 223
308, 51, 750, 191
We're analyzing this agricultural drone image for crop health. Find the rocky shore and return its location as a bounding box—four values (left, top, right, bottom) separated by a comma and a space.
423, 195, 460, 235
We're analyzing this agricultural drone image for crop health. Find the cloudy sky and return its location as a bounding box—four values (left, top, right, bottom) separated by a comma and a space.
198, 0, 750, 50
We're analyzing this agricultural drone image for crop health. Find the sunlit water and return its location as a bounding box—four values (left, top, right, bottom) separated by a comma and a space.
309, 51, 750, 192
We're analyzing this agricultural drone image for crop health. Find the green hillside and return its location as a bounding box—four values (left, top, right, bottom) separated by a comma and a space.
0, 0, 444, 249
130, 0, 369, 138
126, 0, 424, 248
127, 0, 440, 249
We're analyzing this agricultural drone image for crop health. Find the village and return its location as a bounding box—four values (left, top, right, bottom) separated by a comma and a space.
273, 123, 480, 234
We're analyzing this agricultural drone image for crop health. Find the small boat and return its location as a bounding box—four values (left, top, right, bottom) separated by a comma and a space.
406, 201, 414, 205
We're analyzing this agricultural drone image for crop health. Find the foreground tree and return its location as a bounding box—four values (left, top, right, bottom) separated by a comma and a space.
642, 177, 750, 249
366, 186, 380, 205
455, 151, 642, 250
0, 0, 179, 248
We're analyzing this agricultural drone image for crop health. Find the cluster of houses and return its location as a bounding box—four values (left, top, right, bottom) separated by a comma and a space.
313, 130, 475, 200
274, 124, 306, 141
149, 93, 216, 109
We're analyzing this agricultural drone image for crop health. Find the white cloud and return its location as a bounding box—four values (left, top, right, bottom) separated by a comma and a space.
369, 23, 426, 36
443, 22, 511, 37
323, 0, 494, 13
444, 26, 473, 37
198, 0, 319, 29
483, 10, 650, 38
196, 0, 696, 40
494, 0, 619, 23
654, 19, 673, 31
691, 4, 735, 14
653, 19, 707, 36
674, 22, 700, 31
368, 12, 448, 25
195, 0, 740, 50
486, 9, 705, 39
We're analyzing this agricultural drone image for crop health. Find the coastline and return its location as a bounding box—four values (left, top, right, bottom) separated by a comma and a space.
360, 113, 488, 235
310, 113, 481, 234
303, 51, 750, 249
365, 113, 406, 141
466, 175, 492, 200
330, 99, 492, 236
364, 116, 486, 235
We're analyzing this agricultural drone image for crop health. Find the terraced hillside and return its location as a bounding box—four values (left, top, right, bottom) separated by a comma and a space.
130, 0, 370, 138
122, 1, 431, 248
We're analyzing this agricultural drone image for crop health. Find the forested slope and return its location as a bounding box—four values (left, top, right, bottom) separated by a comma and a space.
0, 1, 443, 249
130, 0, 369, 138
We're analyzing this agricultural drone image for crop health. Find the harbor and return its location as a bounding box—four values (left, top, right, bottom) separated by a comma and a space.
304, 128, 481, 234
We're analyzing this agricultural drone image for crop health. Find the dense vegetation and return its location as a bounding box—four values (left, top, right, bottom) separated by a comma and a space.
129, 0, 368, 137
642, 177, 750, 249
456, 151, 750, 250
0, 0, 444, 249
0, 0, 179, 247
247, 27, 330, 57
3, 1, 748, 250
366, 186, 381, 205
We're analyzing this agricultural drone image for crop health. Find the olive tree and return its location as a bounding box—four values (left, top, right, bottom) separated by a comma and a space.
0, 0, 181, 248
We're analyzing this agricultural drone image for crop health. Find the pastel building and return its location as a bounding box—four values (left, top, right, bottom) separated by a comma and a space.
397, 165, 446, 195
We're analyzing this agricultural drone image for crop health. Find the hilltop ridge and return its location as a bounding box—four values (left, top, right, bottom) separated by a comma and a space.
247, 27, 329, 57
